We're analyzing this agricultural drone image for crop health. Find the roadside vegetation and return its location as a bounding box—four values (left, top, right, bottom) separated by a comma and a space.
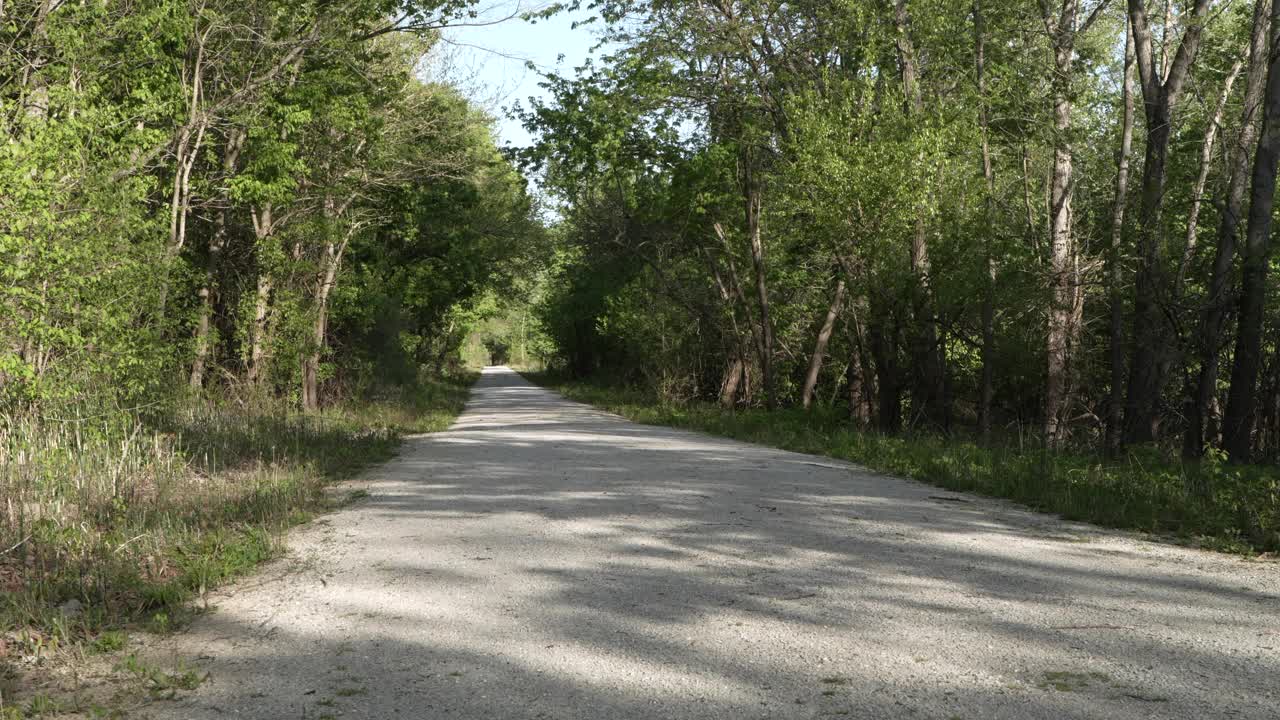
537, 373, 1279, 553
1, 373, 475, 714
3, 372, 473, 634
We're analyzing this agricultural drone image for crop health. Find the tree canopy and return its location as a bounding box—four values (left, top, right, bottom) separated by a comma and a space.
520, 0, 1280, 467
0, 0, 543, 410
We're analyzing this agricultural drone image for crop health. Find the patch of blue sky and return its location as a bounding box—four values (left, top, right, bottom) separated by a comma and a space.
437, 1, 604, 149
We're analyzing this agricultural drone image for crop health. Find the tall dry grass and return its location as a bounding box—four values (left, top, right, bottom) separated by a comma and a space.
1, 373, 473, 658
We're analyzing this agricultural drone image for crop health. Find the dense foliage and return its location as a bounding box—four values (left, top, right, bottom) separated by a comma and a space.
0, 0, 541, 412
523, 0, 1280, 481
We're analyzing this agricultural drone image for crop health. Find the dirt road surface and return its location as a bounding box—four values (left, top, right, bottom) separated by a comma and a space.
146, 367, 1279, 719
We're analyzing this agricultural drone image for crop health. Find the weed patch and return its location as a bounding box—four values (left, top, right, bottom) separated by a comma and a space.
0, 372, 475, 708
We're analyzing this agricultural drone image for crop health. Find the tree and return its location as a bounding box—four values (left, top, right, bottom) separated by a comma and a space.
1123, 0, 1214, 443
1223, 0, 1280, 461
1040, 0, 1110, 447
517, 0, 1280, 469
0, 0, 542, 413
1185, 0, 1271, 458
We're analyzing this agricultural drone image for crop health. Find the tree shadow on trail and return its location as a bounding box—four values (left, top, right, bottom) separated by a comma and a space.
146, 370, 1280, 720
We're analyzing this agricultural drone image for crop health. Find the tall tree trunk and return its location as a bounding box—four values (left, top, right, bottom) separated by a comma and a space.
190, 129, 246, 389
302, 270, 333, 412
303, 218, 354, 411
434, 319, 457, 375
845, 297, 875, 427
1178, 56, 1245, 297
246, 204, 275, 386
22, 1, 52, 122
908, 219, 945, 428
190, 291, 214, 389
1040, 0, 1113, 447
837, 257, 875, 426
742, 170, 775, 410
189, 213, 221, 391
158, 119, 206, 315
242, 57, 306, 390
845, 357, 866, 424
303, 199, 340, 410
895, 0, 947, 430
974, 0, 997, 442
247, 273, 273, 386
979, 275, 997, 439
301, 309, 325, 410
159, 24, 214, 316
802, 278, 847, 409
166, 121, 205, 259
704, 242, 754, 408
1107, 28, 1136, 457
719, 357, 745, 408
1124, 0, 1214, 443
1260, 339, 1280, 457
869, 302, 902, 433
1223, 3, 1280, 461
710, 224, 764, 396
1043, 0, 1080, 448
1166, 56, 1242, 458
1186, 0, 1270, 458
1124, 115, 1171, 443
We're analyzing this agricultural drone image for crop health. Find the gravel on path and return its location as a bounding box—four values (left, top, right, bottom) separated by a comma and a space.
145, 366, 1279, 719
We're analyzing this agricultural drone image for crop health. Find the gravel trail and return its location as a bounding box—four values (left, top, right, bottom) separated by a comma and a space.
147, 366, 1278, 719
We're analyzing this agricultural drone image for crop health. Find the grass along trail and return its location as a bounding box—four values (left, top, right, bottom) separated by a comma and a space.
1, 373, 474, 716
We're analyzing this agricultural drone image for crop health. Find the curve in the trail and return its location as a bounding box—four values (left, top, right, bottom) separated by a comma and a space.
148, 366, 1278, 720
